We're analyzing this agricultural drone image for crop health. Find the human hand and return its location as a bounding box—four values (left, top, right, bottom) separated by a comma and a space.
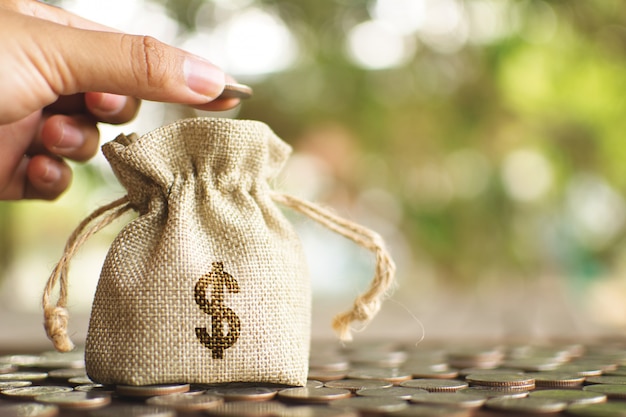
0, 0, 238, 200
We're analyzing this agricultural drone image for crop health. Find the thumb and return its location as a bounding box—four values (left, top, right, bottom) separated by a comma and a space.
49, 27, 226, 105
49, 26, 225, 105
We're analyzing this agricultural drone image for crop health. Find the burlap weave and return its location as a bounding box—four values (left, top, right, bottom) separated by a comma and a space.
85, 118, 310, 386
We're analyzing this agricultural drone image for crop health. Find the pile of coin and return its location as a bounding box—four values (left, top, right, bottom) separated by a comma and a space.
0, 339, 625, 416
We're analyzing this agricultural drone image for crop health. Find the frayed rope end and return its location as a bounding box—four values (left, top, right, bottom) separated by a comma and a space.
43, 306, 75, 352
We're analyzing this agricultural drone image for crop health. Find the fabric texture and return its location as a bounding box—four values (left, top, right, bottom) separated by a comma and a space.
84, 118, 311, 386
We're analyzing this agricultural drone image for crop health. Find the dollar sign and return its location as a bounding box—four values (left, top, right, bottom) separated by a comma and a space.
194, 262, 241, 359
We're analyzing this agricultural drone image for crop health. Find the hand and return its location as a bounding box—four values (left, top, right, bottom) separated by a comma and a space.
0, 0, 239, 200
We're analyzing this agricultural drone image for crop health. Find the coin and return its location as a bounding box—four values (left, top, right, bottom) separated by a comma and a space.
309, 357, 349, 372
73, 384, 115, 394
1, 386, 73, 399
0, 381, 32, 390
410, 392, 486, 408
465, 373, 535, 387
0, 403, 59, 417
35, 391, 111, 409
348, 350, 407, 368
503, 358, 561, 372
356, 387, 427, 399
405, 367, 460, 379
277, 387, 351, 403
205, 400, 286, 416
146, 393, 223, 411
457, 367, 523, 377
566, 402, 626, 417
583, 384, 626, 399
90, 404, 176, 417
47, 368, 88, 381
457, 386, 530, 399
306, 380, 324, 389
346, 368, 413, 384
0, 372, 48, 381
485, 396, 568, 413
585, 376, 626, 385
219, 83, 253, 100
203, 386, 278, 401
0, 355, 42, 367
529, 389, 607, 405
68, 376, 94, 385
400, 378, 468, 392
329, 396, 408, 413
525, 372, 586, 387
0, 363, 17, 374
389, 404, 473, 417
325, 379, 392, 392
277, 406, 359, 417
116, 383, 190, 397
555, 363, 604, 377
306, 370, 347, 382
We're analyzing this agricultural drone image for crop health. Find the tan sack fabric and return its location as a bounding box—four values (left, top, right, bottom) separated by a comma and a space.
42, 117, 396, 387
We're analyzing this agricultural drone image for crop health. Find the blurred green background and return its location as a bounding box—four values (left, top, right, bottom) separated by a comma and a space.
2, 0, 626, 342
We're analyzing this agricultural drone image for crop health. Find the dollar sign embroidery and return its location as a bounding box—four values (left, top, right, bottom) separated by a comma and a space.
194, 262, 241, 359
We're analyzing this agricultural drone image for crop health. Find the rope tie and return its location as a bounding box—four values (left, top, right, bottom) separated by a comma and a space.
271, 192, 396, 342
42, 196, 132, 352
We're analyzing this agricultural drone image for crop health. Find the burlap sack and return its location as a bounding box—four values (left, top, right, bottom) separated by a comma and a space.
43, 117, 395, 387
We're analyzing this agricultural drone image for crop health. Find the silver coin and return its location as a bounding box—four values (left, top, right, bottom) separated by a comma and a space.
503, 358, 561, 372
74, 384, 115, 394
277, 406, 359, 417
348, 350, 407, 368
585, 376, 626, 385
47, 368, 87, 381
277, 387, 351, 403
205, 400, 286, 417
204, 386, 278, 401
346, 368, 413, 383
0, 372, 48, 381
0, 381, 32, 390
90, 404, 176, 417
324, 379, 392, 392
0, 403, 59, 417
465, 373, 535, 387
306, 380, 324, 389
457, 386, 530, 399
116, 383, 190, 397
328, 396, 408, 413
410, 392, 486, 408
146, 393, 223, 411
0, 363, 18, 374
583, 384, 626, 400
1, 386, 73, 399
306, 370, 347, 382
68, 376, 94, 385
356, 387, 427, 399
405, 367, 460, 379
555, 364, 604, 377
35, 391, 111, 409
388, 404, 473, 417
219, 83, 253, 100
566, 402, 626, 417
400, 378, 468, 392
525, 372, 586, 387
529, 389, 607, 405
457, 367, 523, 377
0, 355, 42, 367
485, 396, 568, 413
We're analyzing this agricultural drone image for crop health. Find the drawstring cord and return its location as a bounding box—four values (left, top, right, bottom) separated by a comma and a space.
271, 192, 396, 342
42, 196, 132, 352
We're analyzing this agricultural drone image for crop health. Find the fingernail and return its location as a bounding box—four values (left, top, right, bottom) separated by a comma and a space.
184, 56, 225, 99
54, 122, 82, 150
41, 160, 62, 183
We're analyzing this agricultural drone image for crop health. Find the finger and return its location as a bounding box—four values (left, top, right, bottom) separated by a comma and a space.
24, 155, 72, 200
35, 20, 226, 105
44, 94, 86, 115
40, 114, 100, 162
84, 92, 141, 125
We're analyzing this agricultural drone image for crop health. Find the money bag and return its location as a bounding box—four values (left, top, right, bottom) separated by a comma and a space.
42, 117, 395, 386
